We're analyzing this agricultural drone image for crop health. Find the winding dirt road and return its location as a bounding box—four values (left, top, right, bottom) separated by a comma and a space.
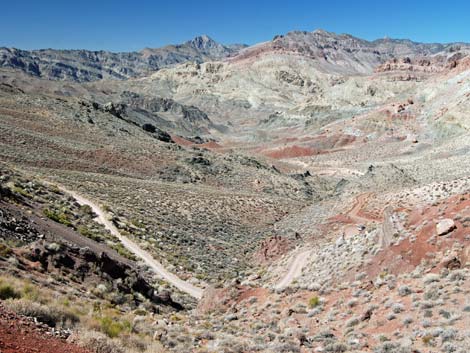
274, 193, 374, 290
275, 249, 312, 290
53, 184, 204, 299
347, 192, 394, 248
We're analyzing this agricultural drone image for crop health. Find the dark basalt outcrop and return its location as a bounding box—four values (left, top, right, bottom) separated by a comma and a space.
26, 240, 183, 310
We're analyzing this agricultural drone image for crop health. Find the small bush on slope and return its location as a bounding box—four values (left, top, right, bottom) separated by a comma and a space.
0, 284, 20, 300
4, 299, 79, 328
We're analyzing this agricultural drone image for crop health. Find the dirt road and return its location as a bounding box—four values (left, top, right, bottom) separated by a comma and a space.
54, 184, 204, 299
275, 193, 373, 290
275, 249, 311, 290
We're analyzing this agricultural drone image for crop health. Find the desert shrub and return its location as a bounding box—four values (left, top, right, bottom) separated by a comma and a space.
110, 243, 136, 260
0, 243, 12, 258
21, 283, 40, 301
424, 285, 440, 300
5, 299, 79, 328
307, 307, 323, 317
422, 335, 434, 345
270, 343, 301, 353
118, 335, 167, 353
75, 330, 124, 353
449, 270, 466, 281
308, 296, 320, 308
0, 284, 21, 300
12, 186, 32, 198
441, 328, 457, 342
423, 273, 440, 285
43, 208, 72, 226
380, 336, 392, 344
392, 303, 404, 313
345, 317, 359, 327
142, 342, 166, 353
78, 226, 104, 242
374, 341, 411, 353
439, 309, 451, 319
99, 316, 131, 338
347, 299, 358, 308
324, 342, 349, 352
403, 316, 413, 325
398, 285, 412, 296
78, 225, 93, 237
45, 242, 61, 252
79, 204, 94, 215
441, 342, 457, 353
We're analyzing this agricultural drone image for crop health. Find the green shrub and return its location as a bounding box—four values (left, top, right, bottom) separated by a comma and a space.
0, 243, 12, 258
308, 296, 320, 308
79, 204, 93, 215
22, 284, 40, 301
12, 186, 32, 198
111, 243, 136, 261
43, 208, 72, 227
77, 226, 104, 242
99, 316, 131, 338
130, 219, 144, 228
78, 225, 92, 237
0, 284, 21, 300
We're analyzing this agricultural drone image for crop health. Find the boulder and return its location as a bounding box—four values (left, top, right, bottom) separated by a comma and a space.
142, 123, 156, 133
103, 102, 126, 118
153, 129, 173, 143
436, 219, 456, 236
443, 256, 461, 270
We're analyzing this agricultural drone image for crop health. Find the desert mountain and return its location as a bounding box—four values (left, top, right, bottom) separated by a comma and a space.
0, 35, 246, 82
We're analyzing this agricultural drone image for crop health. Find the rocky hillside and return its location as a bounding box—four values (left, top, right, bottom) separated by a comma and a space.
232, 29, 469, 74
0, 35, 246, 82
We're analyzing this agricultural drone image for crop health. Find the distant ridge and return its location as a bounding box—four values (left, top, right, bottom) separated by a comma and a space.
1, 29, 469, 82
0, 35, 247, 82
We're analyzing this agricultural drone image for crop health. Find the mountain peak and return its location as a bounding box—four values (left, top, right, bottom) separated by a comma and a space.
312, 28, 330, 35
186, 35, 222, 50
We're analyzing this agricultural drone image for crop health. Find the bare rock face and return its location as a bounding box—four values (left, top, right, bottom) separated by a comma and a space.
375, 53, 469, 74
115, 91, 216, 136
436, 218, 456, 236
232, 29, 470, 75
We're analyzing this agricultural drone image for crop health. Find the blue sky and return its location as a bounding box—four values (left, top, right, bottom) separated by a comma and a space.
2, 0, 470, 51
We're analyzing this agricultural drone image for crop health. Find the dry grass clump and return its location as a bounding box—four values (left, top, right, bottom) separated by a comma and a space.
73, 330, 170, 353
4, 298, 79, 328
72, 331, 125, 353
0, 275, 83, 328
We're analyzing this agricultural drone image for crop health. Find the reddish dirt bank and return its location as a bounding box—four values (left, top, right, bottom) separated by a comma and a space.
171, 135, 223, 150
0, 304, 90, 353
261, 145, 320, 159
361, 192, 470, 280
